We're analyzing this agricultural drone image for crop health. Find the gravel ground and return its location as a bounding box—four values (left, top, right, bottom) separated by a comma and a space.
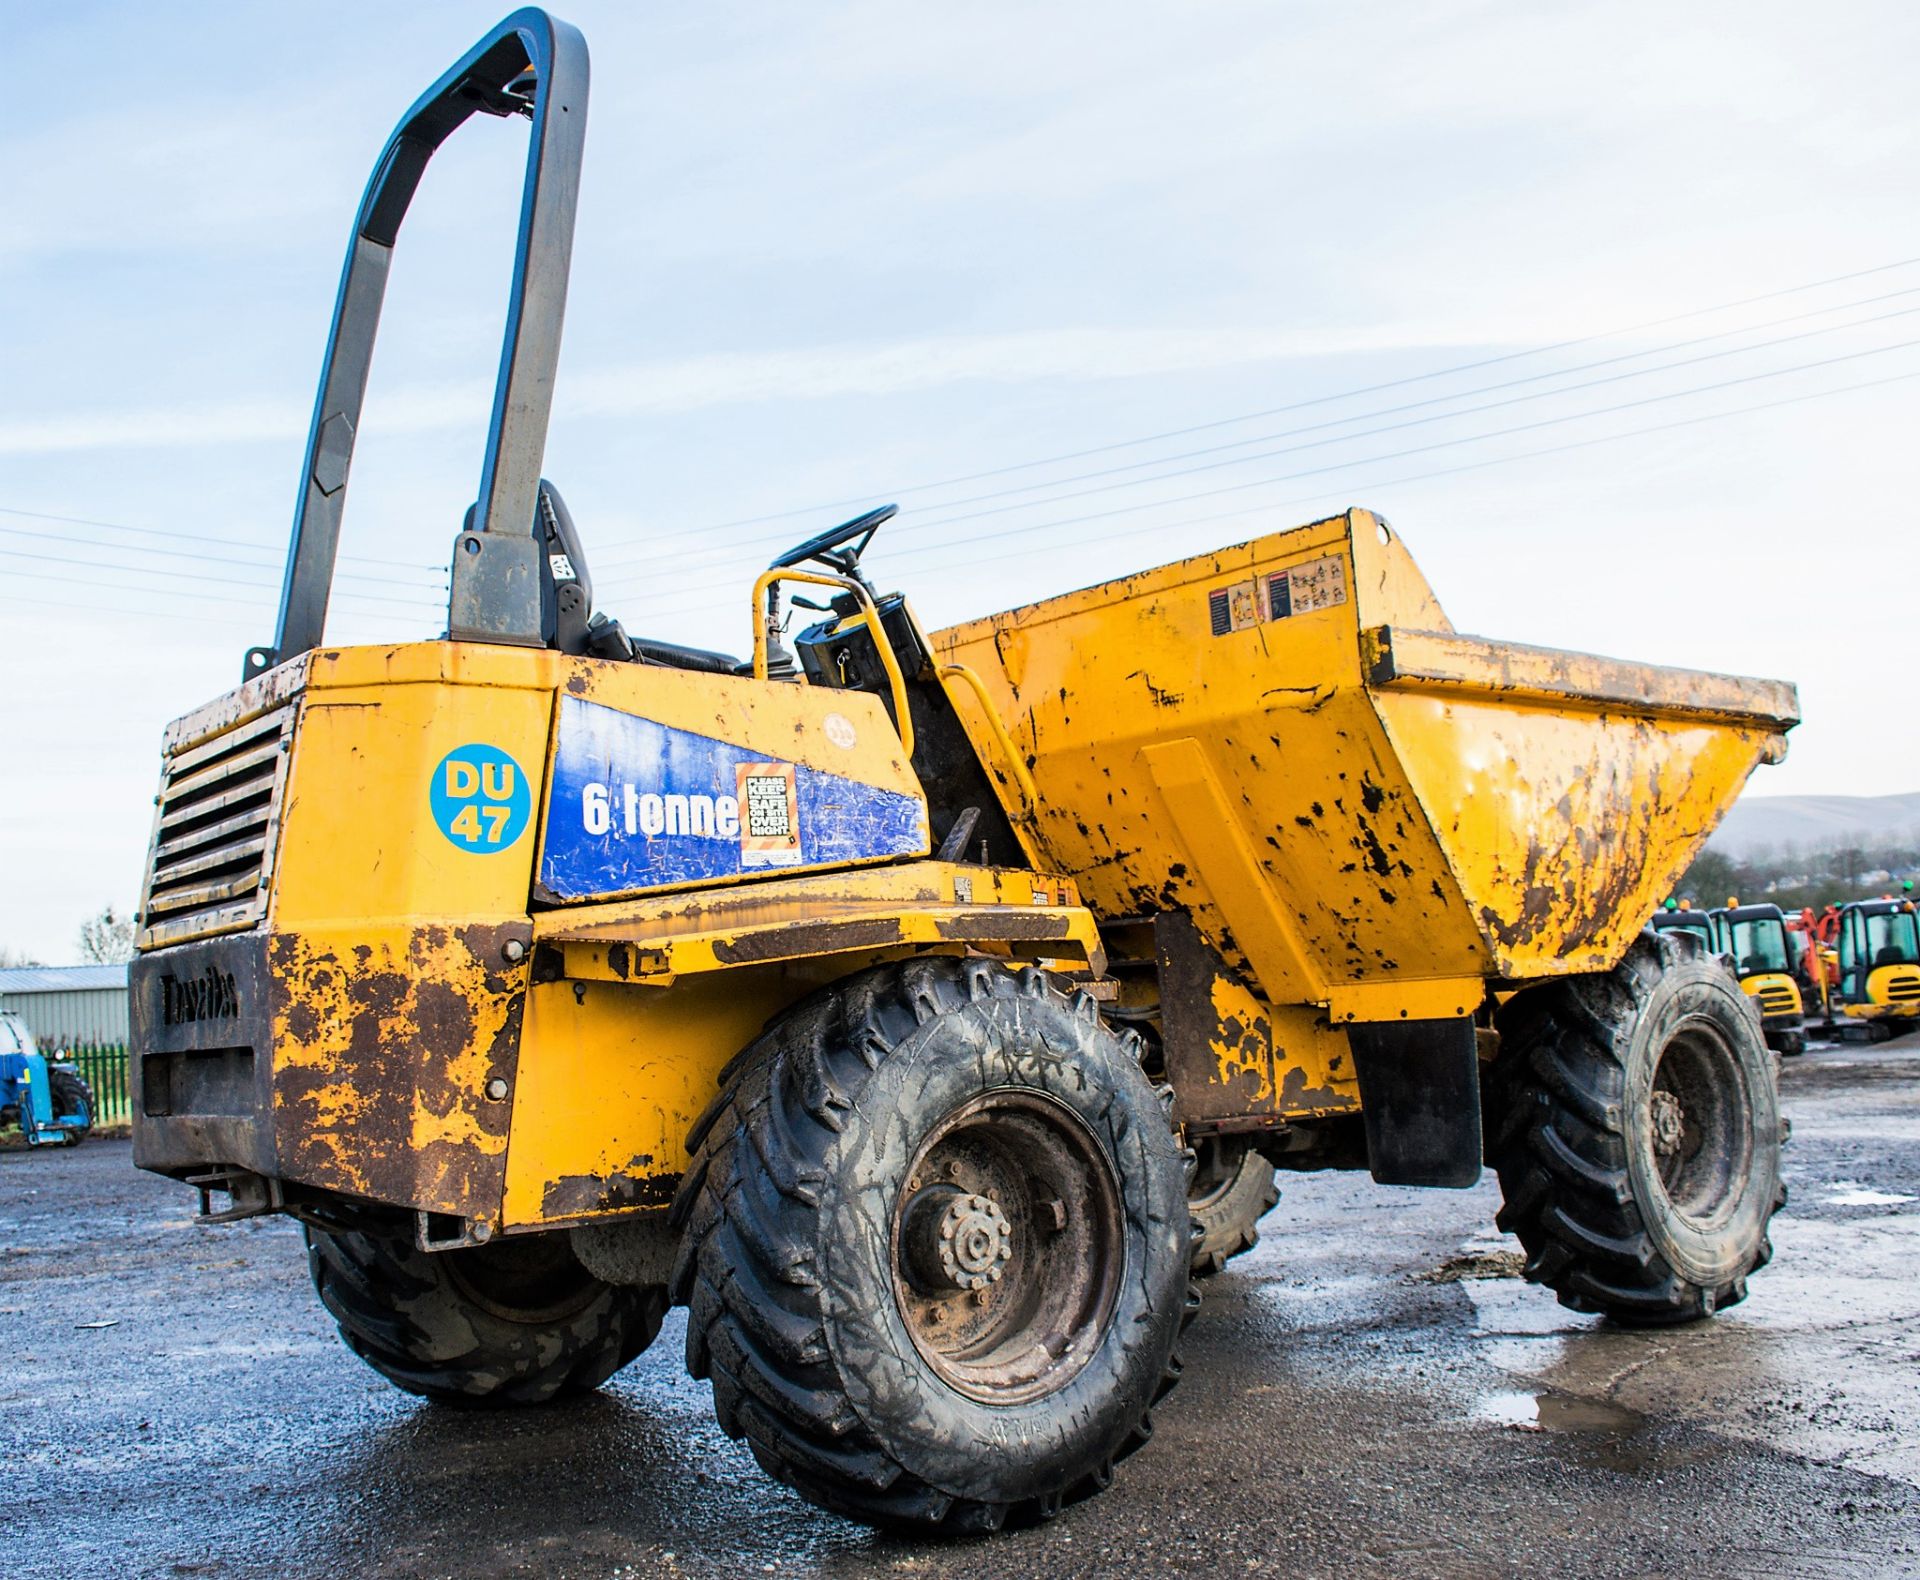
7, 1035, 1919, 1579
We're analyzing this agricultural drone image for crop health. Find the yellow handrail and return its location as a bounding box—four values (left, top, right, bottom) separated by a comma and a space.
750, 568, 915, 761
937, 662, 1040, 825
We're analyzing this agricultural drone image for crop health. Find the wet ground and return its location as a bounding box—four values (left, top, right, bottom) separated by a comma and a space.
8, 1035, 1919, 1580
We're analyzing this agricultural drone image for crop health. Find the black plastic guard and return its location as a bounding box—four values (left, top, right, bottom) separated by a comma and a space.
1347, 1016, 1483, 1188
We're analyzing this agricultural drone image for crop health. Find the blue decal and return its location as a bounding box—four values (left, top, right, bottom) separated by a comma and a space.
430, 743, 532, 853
539, 696, 927, 898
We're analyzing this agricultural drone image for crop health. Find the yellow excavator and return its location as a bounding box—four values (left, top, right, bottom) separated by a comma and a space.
1825, 897, 1920, 1038
1708, 902, 1807, 1056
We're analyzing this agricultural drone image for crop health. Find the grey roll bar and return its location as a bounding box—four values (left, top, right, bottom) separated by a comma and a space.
247, 8, 590, 678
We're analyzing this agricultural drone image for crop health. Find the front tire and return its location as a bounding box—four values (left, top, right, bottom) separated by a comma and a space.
1486, 931, 1785, 1325
306, 1224, 666, 1406
669, 956, 1194, 1532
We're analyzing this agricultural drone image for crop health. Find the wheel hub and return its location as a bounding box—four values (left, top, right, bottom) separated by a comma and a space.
905, 1185, 1015, 1292
890, 1089, 1123, 1406
1649, 1088, 1687, 1158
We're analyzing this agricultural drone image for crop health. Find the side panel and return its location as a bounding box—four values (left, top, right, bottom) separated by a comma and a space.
538, 695, 927, 901
503, 969, 798, 1225
273, 676, 551, 925
263, 658, 553, 1218
502, 953, 924, 1228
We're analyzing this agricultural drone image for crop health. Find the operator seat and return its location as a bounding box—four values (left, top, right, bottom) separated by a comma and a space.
510, 480, 748, 674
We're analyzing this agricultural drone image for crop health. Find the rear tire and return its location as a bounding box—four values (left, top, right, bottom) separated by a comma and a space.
1486, 930, 1785, 1325
306, 1224, 666, 1406
1188, 1135, 1280, 1277
48, 1067, 93, 1145
669, 956, 1194, 1532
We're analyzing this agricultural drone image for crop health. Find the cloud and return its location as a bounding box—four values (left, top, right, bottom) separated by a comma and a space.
0, 320, 1524, 457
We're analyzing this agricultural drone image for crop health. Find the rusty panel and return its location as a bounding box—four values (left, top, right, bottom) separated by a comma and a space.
935, 511, 1492, 996
1155, 912, 1358, 1128
268, 921, 529, 1223
1369, 690, 1782, 977
537, 859, 1103, 982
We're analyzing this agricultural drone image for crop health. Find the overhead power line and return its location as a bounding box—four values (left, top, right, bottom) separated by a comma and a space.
0, 523, 445, 597
896, 366, 1920, 589
590, 253, 1920, 569
594, 298, 1920, 599
880, 303, 1920, 540
0, 505, 445, 577
621, 361, 1920, 632
0, 550, 444, 617
607, 335, 1920, 615
833, 293, 1920, 530
0, 591, 263, 634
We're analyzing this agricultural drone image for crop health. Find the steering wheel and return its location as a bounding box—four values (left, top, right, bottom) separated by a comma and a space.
771, 503, 897, 579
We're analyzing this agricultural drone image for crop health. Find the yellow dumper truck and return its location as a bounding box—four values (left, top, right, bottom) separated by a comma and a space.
131, 12, 1799, 1532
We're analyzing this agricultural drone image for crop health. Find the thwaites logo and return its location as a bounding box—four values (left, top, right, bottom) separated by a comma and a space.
160, 965, 239, 1026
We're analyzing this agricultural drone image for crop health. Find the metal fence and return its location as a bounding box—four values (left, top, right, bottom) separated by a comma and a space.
61, 1042, 131, 1128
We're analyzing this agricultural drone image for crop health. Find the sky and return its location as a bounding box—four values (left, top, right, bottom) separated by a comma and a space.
3, 0, 1918, 962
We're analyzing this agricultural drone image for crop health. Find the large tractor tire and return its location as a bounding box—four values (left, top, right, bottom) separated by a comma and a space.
306, 1224, 666, 1406
48, 1066, 94, 1145
1485, 930, 1785, 1326
669, 956, 1195, 1533
1188, 1135, 1281, 1277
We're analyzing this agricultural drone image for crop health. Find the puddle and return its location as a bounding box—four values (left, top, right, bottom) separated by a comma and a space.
1415, 1249, 1527, 1283
1476, 1389, 1644, 1434
1826, 1183, 1916, 1207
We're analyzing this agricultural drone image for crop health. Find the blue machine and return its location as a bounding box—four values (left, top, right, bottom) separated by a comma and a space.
0, 1014, 93, 1147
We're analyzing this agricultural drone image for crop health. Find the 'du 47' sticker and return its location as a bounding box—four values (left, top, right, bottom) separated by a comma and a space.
431, 744, 532, 852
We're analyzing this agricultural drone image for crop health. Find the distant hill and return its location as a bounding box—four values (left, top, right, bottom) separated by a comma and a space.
1708, 792, 1920, 857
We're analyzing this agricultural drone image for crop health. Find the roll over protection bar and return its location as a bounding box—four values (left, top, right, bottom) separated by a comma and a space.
248, 9, 590, 678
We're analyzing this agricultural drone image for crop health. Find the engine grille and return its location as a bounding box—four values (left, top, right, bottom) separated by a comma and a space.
1756, 986, 1797, 1017
1888, 973, 1920, 1003
138, 699, 296, 949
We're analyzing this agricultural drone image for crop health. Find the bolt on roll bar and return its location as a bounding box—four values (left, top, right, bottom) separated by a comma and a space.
247, 8, 590, 679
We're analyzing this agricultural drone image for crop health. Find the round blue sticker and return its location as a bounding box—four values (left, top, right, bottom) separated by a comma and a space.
430, 744, 531, 853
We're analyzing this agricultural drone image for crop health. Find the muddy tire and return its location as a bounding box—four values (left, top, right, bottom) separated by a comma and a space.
1486, 930, 1785, 1326
306, 1224, 666, 1406
1188, 1135, 1280, 1277
48, 1067, 93, 1145
669, 956, 1194, 1533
